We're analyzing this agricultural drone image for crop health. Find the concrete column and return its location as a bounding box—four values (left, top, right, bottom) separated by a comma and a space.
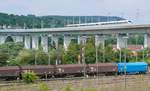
51, 36, 59, 65
117, 34, 128, 49
144, 34, 150, 48
14, 36, 23, 42
80, 36, 86, 64
0, 35, 7, 44
32, 35, 39, 50
77, 36, 87, 64
52, 36, 59, 49
41, 36, 48, 52
78, 36, 87, 45
51, 36, 61, 65
64, 36, 75, 51
77, 36, 81, 45
95, 35, 105, 47
24, 36, 31, 49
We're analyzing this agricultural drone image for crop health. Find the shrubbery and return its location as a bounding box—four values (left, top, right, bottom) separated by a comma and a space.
85, 88, 97, 91
22, 70, 38, 84
64, 86, 97, 91
65, 85, 72, 91
39, 83, 48, 91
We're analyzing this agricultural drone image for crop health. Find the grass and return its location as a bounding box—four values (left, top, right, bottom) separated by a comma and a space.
0, 75, 150, 91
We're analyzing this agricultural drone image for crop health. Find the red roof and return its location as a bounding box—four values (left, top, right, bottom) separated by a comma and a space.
113, 45, 143, 51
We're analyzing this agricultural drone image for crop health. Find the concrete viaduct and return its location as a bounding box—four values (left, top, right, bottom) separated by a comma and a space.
0, 24, 150, 52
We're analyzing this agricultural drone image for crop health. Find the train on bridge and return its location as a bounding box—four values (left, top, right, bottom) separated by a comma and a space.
66, 20, 131, 27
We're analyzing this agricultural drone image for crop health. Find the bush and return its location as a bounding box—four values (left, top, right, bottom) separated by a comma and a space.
39, 83, 48, 91
22, 70, 38, 84
85, 88, 97, 91
65, 85, 72, 91
80, 88, 84, 91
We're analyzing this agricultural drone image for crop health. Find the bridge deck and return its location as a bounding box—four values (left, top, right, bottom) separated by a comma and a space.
0, 24, 150, 33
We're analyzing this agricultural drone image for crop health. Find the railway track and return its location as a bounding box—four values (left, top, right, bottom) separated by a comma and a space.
0, 73, 150, 87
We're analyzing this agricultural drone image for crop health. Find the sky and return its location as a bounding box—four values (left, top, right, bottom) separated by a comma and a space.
0, 0, 150, 24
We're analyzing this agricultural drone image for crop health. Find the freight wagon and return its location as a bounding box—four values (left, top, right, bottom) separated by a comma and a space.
118, 62, 148, 74
87, 63, 117, 75
0, 62, 148, 80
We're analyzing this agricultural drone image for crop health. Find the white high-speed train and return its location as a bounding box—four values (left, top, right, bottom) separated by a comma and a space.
66, 20, 132, 27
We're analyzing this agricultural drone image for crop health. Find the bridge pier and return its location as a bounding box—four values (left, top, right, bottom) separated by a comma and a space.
51, 36, 59, 65
64, 36, 76, 51
52, 36, 59, 49
14, 36, 23, 42
24, 35, 31, 49
32, 35, 39, 50
77, 36, 81, 45
77, 36, 87, 45
95, 35, 105, 47
41, 36, 48, 52
117, 34, 128, 49
144, 34, 150, 48
0, 36, 6, 44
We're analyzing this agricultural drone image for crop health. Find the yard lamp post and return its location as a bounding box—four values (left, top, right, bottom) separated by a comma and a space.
103, 36, 105, 63
48, 52, 50, 65
34, 50, 37, 65
123, 36, 128, 89
81, 36, 86, 78
119, 48, 122, 63
142, 46, 144, 61
135, 34, 138, 62
95, 35, 99, 86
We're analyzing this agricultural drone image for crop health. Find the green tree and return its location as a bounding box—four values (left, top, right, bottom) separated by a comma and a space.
50, 45, 64, 64
49, 49, 57, 65
83, 38, 96, 64
0, 42, 23, 66
62, 42, 80, 64
13, 49, 35, 65
85, 41, 96, 64
141, 48, 150, 64
35, 50, 48, 65
114, 48, 134, 62
11, 49, 49, 66
0, 53, 9, 66
103, 44, 115, 62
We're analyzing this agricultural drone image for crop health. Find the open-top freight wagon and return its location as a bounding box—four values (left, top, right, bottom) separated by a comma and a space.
87, 63, 117, 75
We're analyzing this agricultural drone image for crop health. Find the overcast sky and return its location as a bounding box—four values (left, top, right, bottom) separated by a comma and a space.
0, 0, 150, 24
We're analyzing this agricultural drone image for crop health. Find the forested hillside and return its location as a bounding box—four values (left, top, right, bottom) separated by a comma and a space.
0, 12, 125, 29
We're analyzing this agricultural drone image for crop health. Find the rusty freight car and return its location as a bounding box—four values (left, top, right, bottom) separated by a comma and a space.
21, 65, 55, 78
55, 64, 87, 77
87, 63, 117, 75
0, 66, 20, 80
